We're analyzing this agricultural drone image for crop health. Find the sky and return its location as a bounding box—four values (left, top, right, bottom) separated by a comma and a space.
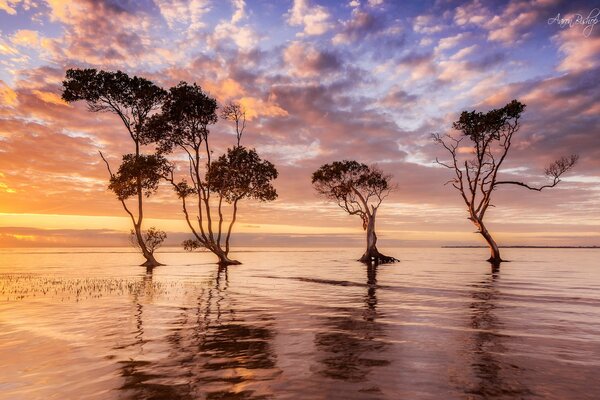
0, 0, 599, 248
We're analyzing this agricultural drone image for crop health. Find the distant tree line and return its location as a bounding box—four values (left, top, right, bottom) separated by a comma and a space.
62, 69, 577, 269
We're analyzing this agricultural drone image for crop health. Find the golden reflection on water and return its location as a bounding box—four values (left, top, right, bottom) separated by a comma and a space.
1, 247, 600, 399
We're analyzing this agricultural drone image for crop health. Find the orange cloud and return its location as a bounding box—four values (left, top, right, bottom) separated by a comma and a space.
0, 81, 18, 106
0, 39, 19, 55
0, 180, 17, 194
10, 29, 39, 47
0, 0, 20, 15
205, 78, 246, 100
31, 90, 70, 106
239, 96, 288, 120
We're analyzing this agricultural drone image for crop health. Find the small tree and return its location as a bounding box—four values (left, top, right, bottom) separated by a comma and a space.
146, 83, 278, 265
434, 100, 577, 265
62, 69, 168, 266
130, 226, 167, 255
221, 102, 246, 147
312, 160, 397, 265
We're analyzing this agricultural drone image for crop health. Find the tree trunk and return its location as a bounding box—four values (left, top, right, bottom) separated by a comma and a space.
215, 248, 241, 266
358, 208, 398, 265
141, 252, 163, 267
134, 224, 163, 267
473, 217, 502, 265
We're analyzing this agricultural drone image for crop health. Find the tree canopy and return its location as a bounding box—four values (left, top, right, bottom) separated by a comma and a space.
312, 160, 391, 226
143, 82, 218, 153
108, 153, 171, 201
62, 69, 166, 142
208, 146, 278, 203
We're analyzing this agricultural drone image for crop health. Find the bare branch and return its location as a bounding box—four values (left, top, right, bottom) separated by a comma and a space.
494, 154, 578, 191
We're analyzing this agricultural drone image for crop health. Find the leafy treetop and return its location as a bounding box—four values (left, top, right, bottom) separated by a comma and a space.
208, 146, 278, 203
62, 69, 166, 142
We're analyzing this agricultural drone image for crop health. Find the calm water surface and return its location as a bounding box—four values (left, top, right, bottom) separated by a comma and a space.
0, 247, 599, 399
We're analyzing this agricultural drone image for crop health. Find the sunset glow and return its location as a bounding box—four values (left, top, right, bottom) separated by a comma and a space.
0, 0, 598, 247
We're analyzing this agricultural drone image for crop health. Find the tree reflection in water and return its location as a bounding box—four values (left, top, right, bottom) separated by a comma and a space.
313, 264, 390, 394
117, 266, 279, 400
466, 266, 532, 398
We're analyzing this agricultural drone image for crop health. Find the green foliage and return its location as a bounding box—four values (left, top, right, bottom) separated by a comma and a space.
452, 99, 525, 144
144, 82, 218, 153
208, 146, 278, 203
109, 154, 171, 200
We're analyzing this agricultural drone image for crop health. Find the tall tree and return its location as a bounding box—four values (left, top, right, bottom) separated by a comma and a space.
433, 100, 577, 265
62, 69, 168, 266
145, 83, 278, 266
312, 160, 398, 265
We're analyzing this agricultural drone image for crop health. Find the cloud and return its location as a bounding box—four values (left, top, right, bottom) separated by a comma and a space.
0, 227, 127, 247
287, 0, 332, 36
238, 96, 288, 120
368, 0, 384, 6
40, 0, 168, 68
10, 29, 40, 47
0, 0, 25, 15
453, 0, 564, 45
231, 0, 246, 24
413, 14, 444, 35
333, 10, 382, 44
283, 41, 342, 77
450, 44, 477, 60
453, 0, 489, 27
207, 0, 258, 52
396, 51, 437, 82
31, 89, 69, 106
212, 21, 259, 51
155, 0, 210, 30
0, 38, 19, 55
379, 88, 418, 109
554, 28, 600, 73
435, 32, 468, 52
0, 0, 598, 247
0, 80, 18, 106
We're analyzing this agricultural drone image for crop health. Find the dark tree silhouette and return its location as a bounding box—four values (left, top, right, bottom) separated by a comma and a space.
62, 69, 168, 267
220, 102, 246, 147
312, 160, 397, 265
433, 100, 578, 265
145, 83, 278, 266
130, 226, 167, 256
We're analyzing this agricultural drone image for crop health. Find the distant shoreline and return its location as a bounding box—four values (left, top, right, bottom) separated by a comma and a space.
442, 246, 599, 249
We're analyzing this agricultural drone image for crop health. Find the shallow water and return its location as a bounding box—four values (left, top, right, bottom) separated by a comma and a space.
0, 247, 599, 399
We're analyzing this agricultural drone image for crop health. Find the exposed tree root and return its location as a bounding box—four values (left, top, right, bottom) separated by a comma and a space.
217, 256, 242, 267
141, 257, 164, 267
359, 248, 399, 265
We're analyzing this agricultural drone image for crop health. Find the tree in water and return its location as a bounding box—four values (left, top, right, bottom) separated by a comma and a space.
145, 83, 278, 266
312, 160, 398, 265
62, 69, 168, 267
129, 226, 167, 257
433, 100, 578, 266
